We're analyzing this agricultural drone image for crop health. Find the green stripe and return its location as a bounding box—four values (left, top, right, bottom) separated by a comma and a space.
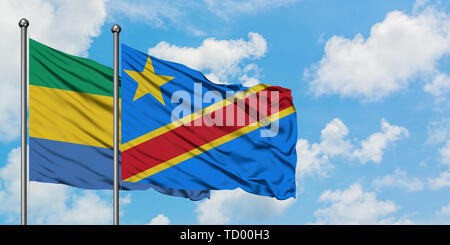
29, 38, 117, 97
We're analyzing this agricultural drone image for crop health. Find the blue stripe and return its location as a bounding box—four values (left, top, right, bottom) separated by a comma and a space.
29, 137, 209, 201
137, 113, 298, 200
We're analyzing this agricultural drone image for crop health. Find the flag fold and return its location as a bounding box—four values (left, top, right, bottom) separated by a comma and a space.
121, 44, 298, 200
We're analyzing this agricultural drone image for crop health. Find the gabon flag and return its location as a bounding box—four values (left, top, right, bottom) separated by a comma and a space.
121, 45, 298, 200
28, 39, 209, 201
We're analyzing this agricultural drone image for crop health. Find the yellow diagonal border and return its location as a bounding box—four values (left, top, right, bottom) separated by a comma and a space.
123, 106, 296, 183
121, 83, 271, 151
30, 83, 270, 151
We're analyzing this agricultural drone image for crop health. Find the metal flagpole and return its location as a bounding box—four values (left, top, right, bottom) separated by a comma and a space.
111, 24, 121, 226
19, 18, 29, 226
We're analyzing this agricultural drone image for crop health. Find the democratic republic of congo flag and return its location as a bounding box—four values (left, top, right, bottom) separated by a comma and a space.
28, 39, 209, 201
121, 44, 297, 200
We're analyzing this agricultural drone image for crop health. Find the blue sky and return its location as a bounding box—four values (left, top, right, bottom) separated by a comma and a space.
0, 0, 450, 225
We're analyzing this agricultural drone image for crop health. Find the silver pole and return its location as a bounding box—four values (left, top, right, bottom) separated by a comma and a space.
111, 24, 121, 226
19, 18, 29, 226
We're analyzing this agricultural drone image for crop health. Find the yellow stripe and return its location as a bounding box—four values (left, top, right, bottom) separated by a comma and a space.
123, 106, 296, 182
29, 85, 116, 149
121, 83, 271, 151
30, 83, 269, 150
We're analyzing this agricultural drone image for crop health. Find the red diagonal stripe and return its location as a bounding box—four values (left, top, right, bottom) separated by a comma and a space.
122, 86, 293, 180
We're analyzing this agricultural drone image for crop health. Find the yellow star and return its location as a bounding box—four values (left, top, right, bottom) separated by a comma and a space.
124, 56, 174, 105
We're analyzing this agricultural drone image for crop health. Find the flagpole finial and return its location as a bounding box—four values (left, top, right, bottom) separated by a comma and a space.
111, 24, 121, 33
18, 18, 29, 28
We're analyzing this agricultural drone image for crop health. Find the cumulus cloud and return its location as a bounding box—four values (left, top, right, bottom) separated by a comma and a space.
297, 118, 408, 178
203, 0, 300, 20
148, 214, 171, 225
195, 188, 295, 225
352, 119, 409, 164
0, 0, 107, 142
305, 5, 450, 101
149, 32, 267, 84
318, 118, 354, 157
372, 169, 424, 192
424, 72, 450, 100
0, 147, 122, 224
296, 139, 334, 178
312, 183, 411, 224
296, 118, 351, 178
428, 170, 450, 190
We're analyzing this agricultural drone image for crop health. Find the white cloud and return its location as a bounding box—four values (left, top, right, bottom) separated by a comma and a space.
148, 214, 171, 225
149, 32, 267, 84
427, 118, 450, 144
318, 118, 353, 156
297, 118, 408, 178
305, 6, 450, 101
0, 148, 23, 220
424, 72, 450, 99
413, 0, 431, 13
426, 122, 450, 190
436, 202, 450, 217
438, 140, 450, 166
428, 170, 450, 190
312, 183, 410, 224
296, 139, 334, 178
45, 190, 112, 225
203, 0, 300, 20
296, 118, 351, 178
195, 188, 295, 225
239, 63, 262, 87
372, 169, 424, 192
425, 140, 450, 189
352, 119, 409, 164
0, 147, 123, 224
0, 0, 107, 142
